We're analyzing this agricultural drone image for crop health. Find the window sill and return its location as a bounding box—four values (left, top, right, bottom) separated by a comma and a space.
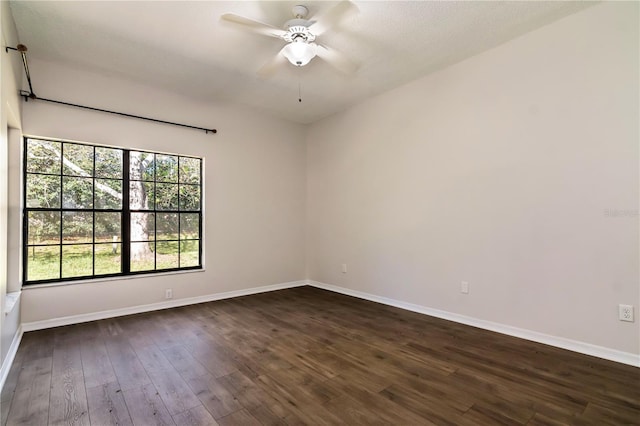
21, 268, 206, 290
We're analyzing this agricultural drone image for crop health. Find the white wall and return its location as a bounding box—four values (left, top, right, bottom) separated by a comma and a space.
1, 0, 23, 368
306, 2, 639, 355
16, 58, 307, 322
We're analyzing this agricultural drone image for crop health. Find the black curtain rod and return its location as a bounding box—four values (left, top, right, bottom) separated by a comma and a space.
6, 45, 217, 135
21, 92, 217, 134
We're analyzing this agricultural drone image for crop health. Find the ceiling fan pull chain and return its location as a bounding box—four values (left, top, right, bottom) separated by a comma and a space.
298, 74, 302, 103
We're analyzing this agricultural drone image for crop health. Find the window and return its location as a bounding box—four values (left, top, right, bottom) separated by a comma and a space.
23, 137, 202, 284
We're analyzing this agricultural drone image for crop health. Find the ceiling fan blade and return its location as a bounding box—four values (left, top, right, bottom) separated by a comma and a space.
220, 13, 287, 38
315, 44, 358, 75
308, 1, 358, 35
257, 48, 288, 78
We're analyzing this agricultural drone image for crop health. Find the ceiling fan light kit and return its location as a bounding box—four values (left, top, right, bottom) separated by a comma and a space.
282, 40, 317, 67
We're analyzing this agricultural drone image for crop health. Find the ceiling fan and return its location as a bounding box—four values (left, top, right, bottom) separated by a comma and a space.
221, 1, 358, 77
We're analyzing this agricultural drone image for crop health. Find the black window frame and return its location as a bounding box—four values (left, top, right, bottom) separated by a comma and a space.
22, 136, 203, 285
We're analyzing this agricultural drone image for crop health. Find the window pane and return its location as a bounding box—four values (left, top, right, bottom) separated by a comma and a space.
156, 155, 178, 183
95, 179, 122, 209
26, 174, 60, 208
95, 212, 121, 243
63, 211, 93, 243
131, 242, 154, 271
131, 212, 155, 241
156, 183, 178, 210
63, 144, 94, 176
180, 240, 199, 267
180, 213, 199, 240
179, 157, 200, 184
95, 243, 121, 275
156, 241, 179, 269
179, 185, 200, 211
130, 151, 154, 181
26, 139, 61, 174
28, 211, 61, 244
62, 244, 93, 278
63, 176, 93, 209
156, 213, 178, 240
26, 246, 60, 281
95, 147, 123, 178
129, 181, 154, 210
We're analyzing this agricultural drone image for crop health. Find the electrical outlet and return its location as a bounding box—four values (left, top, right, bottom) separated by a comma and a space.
461, 281, 469, 294
165, 289, 173, 299
619, 304, 634, 322
341, 264, 347, 273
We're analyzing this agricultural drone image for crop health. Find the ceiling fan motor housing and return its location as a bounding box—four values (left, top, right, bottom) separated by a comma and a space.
283, 20, 316, 43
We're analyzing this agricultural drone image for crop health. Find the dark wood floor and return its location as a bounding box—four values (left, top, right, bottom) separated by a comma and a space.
1, 287, 639, 425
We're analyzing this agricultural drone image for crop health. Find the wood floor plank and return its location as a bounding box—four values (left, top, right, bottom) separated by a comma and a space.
80, 340, 117, 389
1, 344, 25, 405
1, 401, 10, 426
460, 403, 527, 425
18, 330, 54, 364
581, 401, 640, 425
216, 371, 267, 411
5, 357, 52, 426
216, 409, 261, 426
122, 383, 175, 426
161, 345, 209, 382
379, 383, 467, 425
183, 339, 240, 379
185, 374, 243, 419
526, 412, 579, 426
4, 287, 639, 425
266, 366, 341, 405
217, 372, 301, 425
119, 316, 157, 349
253, 373, 345, 425
245, 404, 287, 426
323, 374, 437, 425
133, 344, 175, 373
104, 338, 152, 391
145, 367, 202, 416
85, 381, 132, 426
49, 342, 90, 426
98, 319, 125, 339
171, 405, 219, 426
1, 340, 27, 426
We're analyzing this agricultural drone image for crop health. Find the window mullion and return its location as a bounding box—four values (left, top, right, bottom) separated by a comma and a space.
178, 157, 181, 268
153, 153, 157, 271
92, 146, 96, 276
59, 143, 64, 280
122, 150, 131, 274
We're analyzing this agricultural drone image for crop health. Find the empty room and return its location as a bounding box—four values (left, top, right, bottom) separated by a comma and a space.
0, 1, 638, 425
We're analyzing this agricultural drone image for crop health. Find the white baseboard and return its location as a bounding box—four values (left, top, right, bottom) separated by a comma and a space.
307, 280, 640, 368
22, 280, 307, 332
0, 325, 24, 393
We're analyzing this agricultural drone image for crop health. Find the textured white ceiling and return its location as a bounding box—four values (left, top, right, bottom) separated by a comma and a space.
9, 1, 594, 124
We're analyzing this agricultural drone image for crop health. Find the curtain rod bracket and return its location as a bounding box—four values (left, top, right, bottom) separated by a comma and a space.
20, 90, 37, 101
